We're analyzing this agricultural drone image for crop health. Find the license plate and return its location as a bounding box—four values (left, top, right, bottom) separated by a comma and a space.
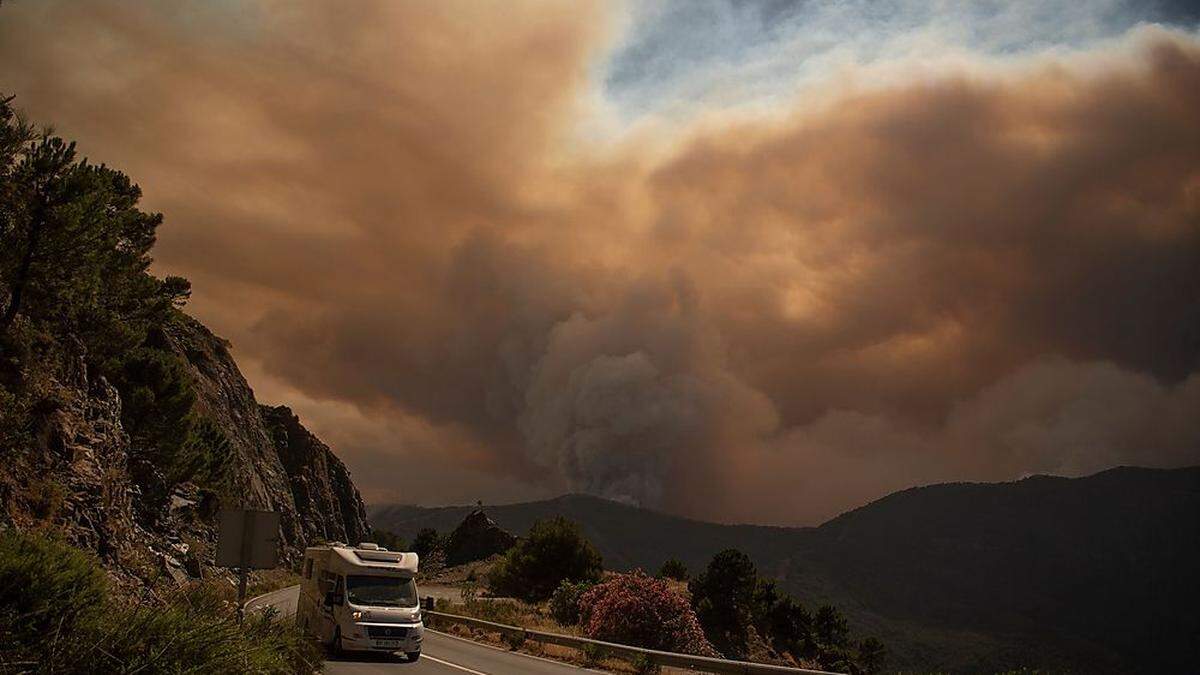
373, 640, 401, 648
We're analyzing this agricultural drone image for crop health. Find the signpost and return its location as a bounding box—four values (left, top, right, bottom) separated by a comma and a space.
216, 509, 281, 622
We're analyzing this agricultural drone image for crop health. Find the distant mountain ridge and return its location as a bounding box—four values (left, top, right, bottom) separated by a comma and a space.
370, 466, 1200, 673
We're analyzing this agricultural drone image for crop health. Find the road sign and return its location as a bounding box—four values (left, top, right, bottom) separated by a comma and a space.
217, 509, 281, 623
216, 509, 281, 569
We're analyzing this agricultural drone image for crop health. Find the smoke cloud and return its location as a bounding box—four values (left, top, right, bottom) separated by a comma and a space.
1, 2, 1197, 523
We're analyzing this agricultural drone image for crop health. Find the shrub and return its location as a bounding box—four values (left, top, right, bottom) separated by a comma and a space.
855, 636, 887, 674
411, 527, 444, 559
460, 581, 479, 605
580, 643, 604, 665
501, 629, 525, 651
0, 530, 321, 673
548, 579, 593, 626
579, 570, 718, 657
658, 558, 688, 581
0, 530, 108, 657
175, 416, 233, 488
488, 517, 602, 602
91, 585, 322, 674
631, 652, 660, 674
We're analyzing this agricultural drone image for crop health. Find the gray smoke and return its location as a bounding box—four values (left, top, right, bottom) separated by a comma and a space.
519, 277, 778, 506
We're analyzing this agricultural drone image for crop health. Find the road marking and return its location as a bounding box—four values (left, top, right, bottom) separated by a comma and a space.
422, 653, 490, 675
426, 630, 606, 673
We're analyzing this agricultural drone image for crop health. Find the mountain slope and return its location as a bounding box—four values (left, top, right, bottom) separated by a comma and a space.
370, 466, 1200, 673
157, 313, 371, 560
0, 99, 371, 592
1, 311, 371, 589
371, 494, 809, 574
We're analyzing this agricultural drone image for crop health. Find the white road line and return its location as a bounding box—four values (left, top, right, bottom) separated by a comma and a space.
422, 653, 490, 675
426, 630, 606, 674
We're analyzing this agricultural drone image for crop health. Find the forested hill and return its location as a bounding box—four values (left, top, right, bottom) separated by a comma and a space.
371, 466, 1200, 673
0, 96, 368, 590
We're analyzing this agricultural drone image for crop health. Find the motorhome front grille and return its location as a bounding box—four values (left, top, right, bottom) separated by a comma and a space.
366, 626, 409, 638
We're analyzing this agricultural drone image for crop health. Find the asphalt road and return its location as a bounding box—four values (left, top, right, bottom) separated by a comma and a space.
248, 585, 592, 675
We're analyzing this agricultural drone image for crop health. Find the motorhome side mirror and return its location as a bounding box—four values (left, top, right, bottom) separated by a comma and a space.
324, 592, 342, 607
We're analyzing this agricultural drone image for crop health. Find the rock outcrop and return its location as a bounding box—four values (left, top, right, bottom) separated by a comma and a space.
0, 336, 206, 592
444, 509, 516, 566
260, 404, 369, 547
26, 353, 139, 563
1, 312, 371, 587
159, 314, 371, 560
160, 315, 308, 556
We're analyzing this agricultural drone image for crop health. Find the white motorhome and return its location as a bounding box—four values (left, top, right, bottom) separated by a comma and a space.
296, 542, 424, 661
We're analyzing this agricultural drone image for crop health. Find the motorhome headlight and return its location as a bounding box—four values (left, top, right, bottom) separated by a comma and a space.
351, 610, 363, 621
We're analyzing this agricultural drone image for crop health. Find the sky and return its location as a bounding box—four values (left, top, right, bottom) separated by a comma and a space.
1, 0, 1198, 525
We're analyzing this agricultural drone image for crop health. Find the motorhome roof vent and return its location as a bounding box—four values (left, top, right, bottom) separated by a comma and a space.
354, 548, 408, 564
358, 542, 380, 550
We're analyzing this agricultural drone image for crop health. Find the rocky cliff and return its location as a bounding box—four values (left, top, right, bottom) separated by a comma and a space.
0, 99, 370, 593
0, 312, 370, 589
160, 315, 306, 556
261, 404, 369, 547
0, 341, 141, 571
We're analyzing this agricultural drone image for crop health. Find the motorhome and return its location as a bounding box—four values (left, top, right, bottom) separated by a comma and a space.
296, 542, 424, 661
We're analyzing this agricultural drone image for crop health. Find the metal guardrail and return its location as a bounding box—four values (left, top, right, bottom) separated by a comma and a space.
422, 604, 841, 675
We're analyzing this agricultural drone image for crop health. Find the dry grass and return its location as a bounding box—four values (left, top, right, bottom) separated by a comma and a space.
421, 553, 503, 585
436, 594, 582, 635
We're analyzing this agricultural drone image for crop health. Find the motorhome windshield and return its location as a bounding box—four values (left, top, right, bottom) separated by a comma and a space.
345, 575, 418, 608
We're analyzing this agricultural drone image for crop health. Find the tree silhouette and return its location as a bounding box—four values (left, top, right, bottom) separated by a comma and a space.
689, 548, 758, 656
658, 557, 689, 581
488, 517, 602, 602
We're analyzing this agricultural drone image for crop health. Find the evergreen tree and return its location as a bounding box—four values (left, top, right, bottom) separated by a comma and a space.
0, 122, 188, 339
815, 604, 850, 649
689, 548, 759, 656
658, 557, 689, 581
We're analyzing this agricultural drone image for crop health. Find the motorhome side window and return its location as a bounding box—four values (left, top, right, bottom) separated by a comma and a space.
321, 570, 339, 593
304, 558, 313, 579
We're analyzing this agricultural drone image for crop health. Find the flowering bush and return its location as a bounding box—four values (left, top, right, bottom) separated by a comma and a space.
579, 570, 718, 657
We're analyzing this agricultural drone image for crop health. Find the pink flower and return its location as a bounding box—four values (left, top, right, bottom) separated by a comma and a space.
579, 570, 718, 657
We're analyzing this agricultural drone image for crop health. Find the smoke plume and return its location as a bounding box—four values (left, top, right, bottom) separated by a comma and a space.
2, 2, 1197, 522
